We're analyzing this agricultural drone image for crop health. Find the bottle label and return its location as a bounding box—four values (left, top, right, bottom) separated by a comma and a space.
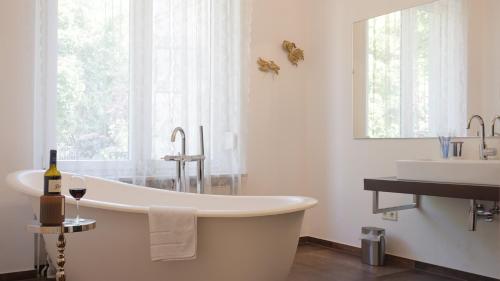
48, 179, 62, 193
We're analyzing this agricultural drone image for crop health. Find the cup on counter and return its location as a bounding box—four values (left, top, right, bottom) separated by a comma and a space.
450, 141, 464, 159
438, 136, 451, 159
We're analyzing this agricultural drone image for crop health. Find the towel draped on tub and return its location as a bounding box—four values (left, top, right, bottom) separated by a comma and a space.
148, 206, 197, 261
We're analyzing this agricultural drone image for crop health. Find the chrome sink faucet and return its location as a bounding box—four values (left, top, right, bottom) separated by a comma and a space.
467, 115, 497, 160
492, 115, 500, 137
163, 126, 205, 193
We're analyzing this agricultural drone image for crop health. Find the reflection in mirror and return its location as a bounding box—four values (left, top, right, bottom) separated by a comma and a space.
353, 0, 500, 139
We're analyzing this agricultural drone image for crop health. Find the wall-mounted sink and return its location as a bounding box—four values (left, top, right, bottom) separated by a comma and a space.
397, 160, 500, 186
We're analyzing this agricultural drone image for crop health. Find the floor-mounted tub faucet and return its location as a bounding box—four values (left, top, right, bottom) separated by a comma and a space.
163, 126, 205, 193
467, 115, 497, 160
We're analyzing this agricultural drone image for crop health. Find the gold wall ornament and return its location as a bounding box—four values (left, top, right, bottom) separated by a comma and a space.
257, 57, 280, 75
282, 40, 304, 66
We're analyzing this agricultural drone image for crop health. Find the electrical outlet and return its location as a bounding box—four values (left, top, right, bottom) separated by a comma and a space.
382, 211, 398, 221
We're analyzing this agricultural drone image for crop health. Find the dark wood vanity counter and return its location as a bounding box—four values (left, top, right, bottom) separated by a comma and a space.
365, 177, 500, 201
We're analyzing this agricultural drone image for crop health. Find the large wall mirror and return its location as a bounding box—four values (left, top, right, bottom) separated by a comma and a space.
353, 0, 500, 139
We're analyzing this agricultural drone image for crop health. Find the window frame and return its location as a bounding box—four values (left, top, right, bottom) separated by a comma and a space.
35, 0, 159, 174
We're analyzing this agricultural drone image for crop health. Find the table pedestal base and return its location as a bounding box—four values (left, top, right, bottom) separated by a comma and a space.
28, 219, 96, 281
56, 232, 66, 281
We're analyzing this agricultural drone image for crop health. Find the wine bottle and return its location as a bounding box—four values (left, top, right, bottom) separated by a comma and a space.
44, 150, 62, 194
40, 150, 65, 226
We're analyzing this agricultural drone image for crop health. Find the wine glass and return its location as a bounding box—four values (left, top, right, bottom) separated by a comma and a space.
69, 176, 87, 224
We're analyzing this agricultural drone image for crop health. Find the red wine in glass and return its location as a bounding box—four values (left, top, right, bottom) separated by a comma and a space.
70, 176, 87, 224
69, 188, 86, 199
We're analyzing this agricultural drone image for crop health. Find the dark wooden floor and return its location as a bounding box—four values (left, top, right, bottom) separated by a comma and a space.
19, 244, 456, 281
287, 244, 457, 281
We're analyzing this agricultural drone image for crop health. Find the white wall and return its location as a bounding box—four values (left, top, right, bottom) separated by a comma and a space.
467, 0, 500, 127
304, 0, 500, 278
0, 0, 36, 273
245, 0, 311, 201
475, 0, 500, 123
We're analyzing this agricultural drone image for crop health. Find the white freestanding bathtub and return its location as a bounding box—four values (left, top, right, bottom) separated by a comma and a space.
7, 170, 317, 281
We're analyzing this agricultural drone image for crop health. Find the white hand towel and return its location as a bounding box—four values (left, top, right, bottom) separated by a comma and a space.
148, 206, 197, 261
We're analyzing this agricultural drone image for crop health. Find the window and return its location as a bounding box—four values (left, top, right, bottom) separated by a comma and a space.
57, 0, 130, 161
36, 0, 246, 191
366, 11, 402, 138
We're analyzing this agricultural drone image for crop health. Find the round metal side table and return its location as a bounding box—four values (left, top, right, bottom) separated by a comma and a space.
28, 219, 96, 281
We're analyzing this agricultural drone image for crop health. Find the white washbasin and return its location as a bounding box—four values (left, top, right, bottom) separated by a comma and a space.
397, 160, 500, 186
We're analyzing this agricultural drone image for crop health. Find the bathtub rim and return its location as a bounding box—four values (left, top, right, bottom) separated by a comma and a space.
7, 170, 318, 218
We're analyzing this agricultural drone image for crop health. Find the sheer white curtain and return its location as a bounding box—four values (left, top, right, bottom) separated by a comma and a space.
427, 0, 468, 137
36, 0, 251, 194
147, 0, 248, 194
401, 0, 468, 137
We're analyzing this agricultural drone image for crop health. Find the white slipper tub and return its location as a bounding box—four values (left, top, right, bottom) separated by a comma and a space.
7, 170, 317, 281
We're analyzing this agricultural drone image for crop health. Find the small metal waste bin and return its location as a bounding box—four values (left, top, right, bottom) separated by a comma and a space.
361, 227, 385, 266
